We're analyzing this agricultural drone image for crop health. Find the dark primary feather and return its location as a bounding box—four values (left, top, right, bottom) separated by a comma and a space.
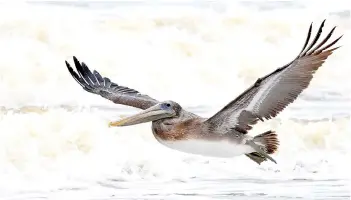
205, 20, 342, 134
65, 56, 159, 110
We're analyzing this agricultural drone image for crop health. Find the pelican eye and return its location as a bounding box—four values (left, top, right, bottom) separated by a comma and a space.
161, 103, 172, 110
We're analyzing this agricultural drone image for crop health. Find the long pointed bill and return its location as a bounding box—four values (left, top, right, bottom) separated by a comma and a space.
109, 104, 173, 127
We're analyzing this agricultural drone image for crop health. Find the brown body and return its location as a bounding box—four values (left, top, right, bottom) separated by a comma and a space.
152, 115, 245, 143
152, 118, 204, 141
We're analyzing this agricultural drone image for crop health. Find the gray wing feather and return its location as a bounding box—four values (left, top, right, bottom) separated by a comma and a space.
205, 20, 342, 134
66, 56, 159, 110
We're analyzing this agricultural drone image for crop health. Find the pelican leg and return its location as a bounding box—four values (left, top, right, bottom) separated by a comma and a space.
246, 140, 277, 164
245, 152, 267, 165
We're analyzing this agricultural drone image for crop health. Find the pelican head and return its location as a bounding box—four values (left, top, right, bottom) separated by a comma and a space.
109, 100, 182, 127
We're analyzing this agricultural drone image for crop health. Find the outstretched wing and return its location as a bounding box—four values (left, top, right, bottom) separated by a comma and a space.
204, 20, 342, 134
65, 56, 159, 110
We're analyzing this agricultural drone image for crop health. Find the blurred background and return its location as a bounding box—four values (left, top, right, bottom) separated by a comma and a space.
0, 1, 350, 199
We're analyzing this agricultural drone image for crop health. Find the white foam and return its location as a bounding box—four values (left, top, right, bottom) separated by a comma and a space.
0, 108, 349, 192
0, 2, 349, 109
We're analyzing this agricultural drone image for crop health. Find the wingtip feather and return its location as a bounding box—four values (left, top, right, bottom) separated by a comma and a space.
65, 60, 72, 71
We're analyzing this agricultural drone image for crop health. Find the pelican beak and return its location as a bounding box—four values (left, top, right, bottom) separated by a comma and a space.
109, 104, 173, 127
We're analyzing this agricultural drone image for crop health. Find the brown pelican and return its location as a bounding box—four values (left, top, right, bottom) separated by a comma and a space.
65, 20, 342, 164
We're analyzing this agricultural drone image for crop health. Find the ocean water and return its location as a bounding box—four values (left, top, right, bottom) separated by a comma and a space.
0, 1, 350, 199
